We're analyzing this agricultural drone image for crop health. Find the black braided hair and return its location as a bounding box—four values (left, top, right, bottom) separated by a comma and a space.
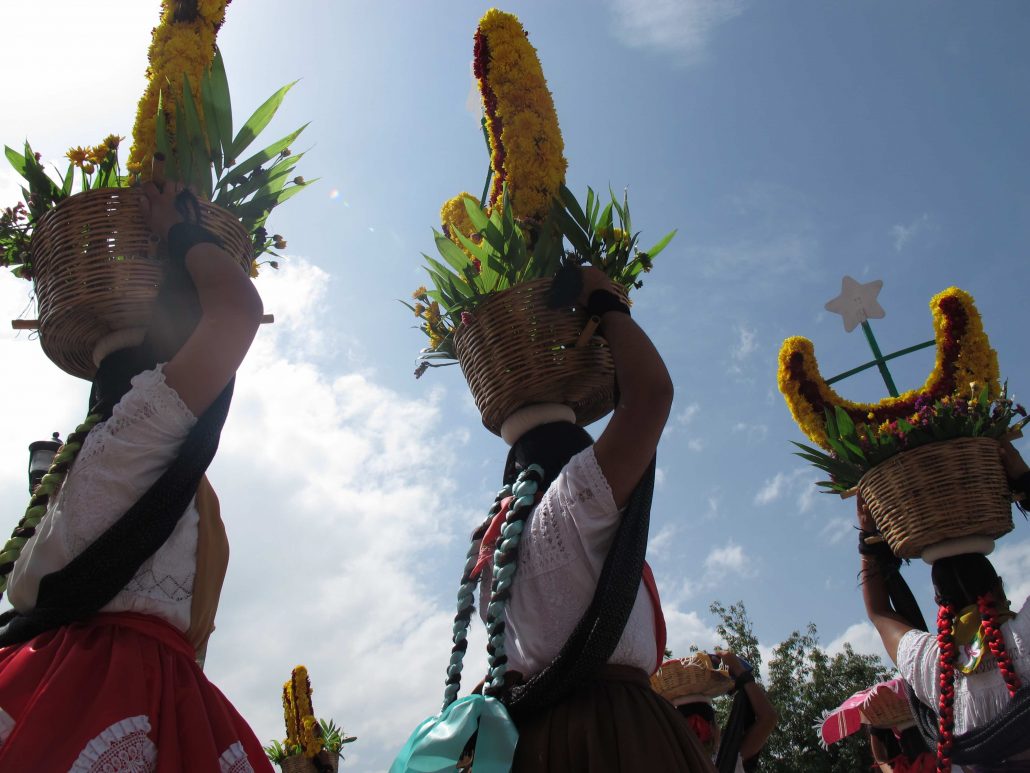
503, 420, 592, 489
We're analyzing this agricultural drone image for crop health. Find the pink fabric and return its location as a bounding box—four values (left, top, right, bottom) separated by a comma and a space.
818, 677, 909, 746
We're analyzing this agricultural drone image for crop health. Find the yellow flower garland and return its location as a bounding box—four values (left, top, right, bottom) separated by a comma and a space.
127, 0, 229, 176
475, 9, 566, 223
777, 287, 999, 449
440, 191, 480, 258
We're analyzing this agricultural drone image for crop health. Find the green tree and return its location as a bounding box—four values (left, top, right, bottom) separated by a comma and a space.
707, 601, 894, 773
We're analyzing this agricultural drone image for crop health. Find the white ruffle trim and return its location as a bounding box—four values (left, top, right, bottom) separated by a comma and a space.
219, 741, 255, 773
70, 715, 156, 773
0, 706, 14, 745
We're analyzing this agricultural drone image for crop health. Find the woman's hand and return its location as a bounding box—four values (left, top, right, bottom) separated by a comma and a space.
576, 265, 619, 308
1000, 439, 1030, 480
856, 493, 877, 533
139, 181, 184, 242
716, 650, 750, 678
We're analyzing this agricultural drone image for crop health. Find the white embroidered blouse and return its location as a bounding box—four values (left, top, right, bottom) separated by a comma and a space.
7, 365, 200, 633
478, 447, 658, 677
897, 597, 1030, 735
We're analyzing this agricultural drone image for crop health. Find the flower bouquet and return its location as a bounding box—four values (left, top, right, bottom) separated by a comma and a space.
264, 666, 356, 773
2, 0, 310, 379
405, 9, 674, 434
778, 287, 1028, 558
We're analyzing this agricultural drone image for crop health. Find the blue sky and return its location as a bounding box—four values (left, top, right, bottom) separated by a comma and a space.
2, 2, 1029, 770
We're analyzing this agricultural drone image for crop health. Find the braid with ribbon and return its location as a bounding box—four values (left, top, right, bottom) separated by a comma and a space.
936, 601, 958, 773
483, 464, 543, 697
978, 593, 1022, 699
0, 412, 103, 596
442, 486, 511, 711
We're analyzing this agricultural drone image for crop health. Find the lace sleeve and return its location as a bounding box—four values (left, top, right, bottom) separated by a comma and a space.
896, 628, 939, 709
516, 448, 621, 579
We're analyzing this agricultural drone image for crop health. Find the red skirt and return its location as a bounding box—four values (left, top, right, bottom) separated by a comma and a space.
0, 611, 272, 773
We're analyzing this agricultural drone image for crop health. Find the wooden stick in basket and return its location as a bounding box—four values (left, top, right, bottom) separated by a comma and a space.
575, 315, 601, 348
12, 315, 275, 330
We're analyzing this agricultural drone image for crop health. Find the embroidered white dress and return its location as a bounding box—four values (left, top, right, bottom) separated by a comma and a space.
7, 365, 199, 633
478, 447, 657, 676
897, 597, 1030, 735
0, 366, 266, 773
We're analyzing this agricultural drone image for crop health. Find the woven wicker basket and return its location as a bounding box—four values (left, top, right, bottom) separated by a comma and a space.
857, 437, 1013, 559
862, 687, 912, 729
280, 752, 339, 773
650, 655, 733, 702
29, 187, 252, 380
453, 277, 617, 435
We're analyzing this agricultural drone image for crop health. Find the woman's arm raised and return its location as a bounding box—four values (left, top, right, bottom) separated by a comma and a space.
140, 182, 263, 417
583, 267, 674, 508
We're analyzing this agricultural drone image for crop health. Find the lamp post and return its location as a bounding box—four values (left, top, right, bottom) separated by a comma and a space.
27, 433, 61, 494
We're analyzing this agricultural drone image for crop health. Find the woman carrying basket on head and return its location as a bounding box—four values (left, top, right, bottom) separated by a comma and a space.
859, 441, 1030, 773
0, 181, 272, 772
404, 265, 715, 772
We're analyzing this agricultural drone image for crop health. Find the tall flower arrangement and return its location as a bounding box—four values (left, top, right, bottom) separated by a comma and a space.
473, 9, 566, 224
777, 287, 1024, 492
265, 666, 356, 768
409, 9, 675, 375
127, 0, 230, 177
0, 0, 311, 280
778, 288, 999, 450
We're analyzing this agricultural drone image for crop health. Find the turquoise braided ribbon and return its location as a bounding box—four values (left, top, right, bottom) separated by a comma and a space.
389, 694, 518, 773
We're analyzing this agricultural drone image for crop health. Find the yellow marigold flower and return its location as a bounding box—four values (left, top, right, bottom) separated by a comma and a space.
87, 145, 110, 165
103, 134, 123, 150
428, 301, 441, 321
128, 1, 227, 177
777, 287, 999, 449
66, 146, 89, 166
412, 285, 427, 300
82, 163, 96, 175
413, 303, 425, 317
249, 259, 259, 278
474, 9, 567, 222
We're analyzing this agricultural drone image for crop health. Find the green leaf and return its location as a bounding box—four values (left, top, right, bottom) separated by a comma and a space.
229, 80, 298, 162
551, 203, 591, 256
216, 124, 308, 191
434, 231, 474, 274
834, 406, 856, 438
560, 184, 589, 230
199, 71, 224, 176
461, 196, 490, 232
645, 229, 677, 259
154, 91, 178, 182
181, 76, 212, 197
208, 47, 234, 163
5, 146, 27, 177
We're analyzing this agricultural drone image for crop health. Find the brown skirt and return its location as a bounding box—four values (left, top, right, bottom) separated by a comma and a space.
512, 665, 717, 773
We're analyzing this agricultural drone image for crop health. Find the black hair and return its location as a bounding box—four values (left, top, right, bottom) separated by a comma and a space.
931, 553, 1004, 608
503, 420, 593, 489
676, 701, 715, 725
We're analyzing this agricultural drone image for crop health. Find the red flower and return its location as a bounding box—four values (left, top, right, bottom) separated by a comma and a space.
471, 258, 481, 274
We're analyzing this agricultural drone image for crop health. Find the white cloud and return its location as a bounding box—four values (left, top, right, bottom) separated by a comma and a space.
648, 524, 677, 559
687, 437, 705, 452
827, 621, 891, 662
992, 538, 1030, 606
655, 466, 667, 487
732, 421, 768, 445
608, 0, 747, 65
703, 540, 757, 581
818, 515, 853, 545
732, 325, 757, 362
890, 213, 935, 252
677, 402, 701, 425
754, 472, 789, 505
